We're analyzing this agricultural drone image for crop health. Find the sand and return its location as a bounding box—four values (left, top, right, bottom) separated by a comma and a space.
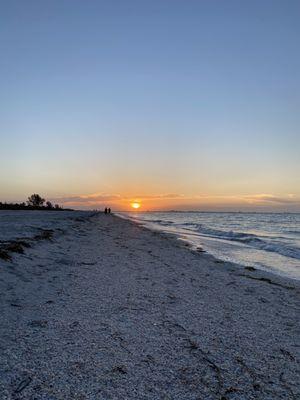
0, 213, 299, 399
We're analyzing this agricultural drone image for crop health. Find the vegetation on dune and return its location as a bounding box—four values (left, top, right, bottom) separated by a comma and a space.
27, 193, 45, 207
0, 194, 72, 211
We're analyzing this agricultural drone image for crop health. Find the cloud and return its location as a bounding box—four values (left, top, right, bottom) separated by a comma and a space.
52, 193, 185, 205
51, 192, 300, 210
243, 194, 300, 205
122, 193, 185, 200
51, 194, 121, 204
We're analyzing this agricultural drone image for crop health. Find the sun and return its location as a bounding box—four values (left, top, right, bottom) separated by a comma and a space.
131, 202, 141, 209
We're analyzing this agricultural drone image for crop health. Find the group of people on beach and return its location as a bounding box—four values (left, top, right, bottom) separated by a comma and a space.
104, 207, 111, 214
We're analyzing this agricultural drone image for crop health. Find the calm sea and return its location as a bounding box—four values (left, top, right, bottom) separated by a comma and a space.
118, 212, 300, 280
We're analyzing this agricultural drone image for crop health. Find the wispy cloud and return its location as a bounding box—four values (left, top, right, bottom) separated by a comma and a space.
123, 193, 185, 200
51, 192, 300, 210
243, 194, 300, 205
52, 193, 185, 205
51, 194, 121, 204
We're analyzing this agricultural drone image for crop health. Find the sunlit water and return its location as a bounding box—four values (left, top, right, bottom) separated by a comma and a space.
118, 212, 300, 280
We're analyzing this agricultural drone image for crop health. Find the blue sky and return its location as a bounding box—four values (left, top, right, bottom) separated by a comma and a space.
0, 0, 299, 210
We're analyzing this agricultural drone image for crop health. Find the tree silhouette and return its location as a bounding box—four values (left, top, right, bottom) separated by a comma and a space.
27, 194, 45, 207
0, 195, 68, 210
46, 201, 53, 209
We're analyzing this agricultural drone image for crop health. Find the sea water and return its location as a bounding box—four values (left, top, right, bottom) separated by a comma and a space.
119, 212, 300, 280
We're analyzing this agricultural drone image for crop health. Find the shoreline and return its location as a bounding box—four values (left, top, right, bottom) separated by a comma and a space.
0, 213, 299, 399
118, 212, 300, 286
117, 212, 300, 282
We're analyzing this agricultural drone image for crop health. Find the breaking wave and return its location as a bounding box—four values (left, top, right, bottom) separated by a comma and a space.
156, 221, 300, 260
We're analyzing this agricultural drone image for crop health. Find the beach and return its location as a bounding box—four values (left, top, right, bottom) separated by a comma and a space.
118, 211, 300, 280
0, 212, 299, 399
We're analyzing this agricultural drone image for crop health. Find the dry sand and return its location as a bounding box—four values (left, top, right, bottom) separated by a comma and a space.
0, 213, 299, 399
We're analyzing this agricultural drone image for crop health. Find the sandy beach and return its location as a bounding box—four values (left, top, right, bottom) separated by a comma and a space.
0, 212, 299, 399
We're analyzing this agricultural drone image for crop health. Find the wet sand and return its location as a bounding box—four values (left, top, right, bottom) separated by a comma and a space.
0, 213, 299, 399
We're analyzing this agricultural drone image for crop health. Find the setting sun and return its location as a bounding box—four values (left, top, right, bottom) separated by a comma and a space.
131, 202, 141, 209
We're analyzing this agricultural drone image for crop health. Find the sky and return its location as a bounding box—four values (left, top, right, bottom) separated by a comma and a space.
0, 0, 299, 211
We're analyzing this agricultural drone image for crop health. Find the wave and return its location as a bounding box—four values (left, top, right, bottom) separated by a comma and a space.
193, 227, 300, 260
286, 230, 300, 235
153, 220, 300, 260
139, 218, 174, 226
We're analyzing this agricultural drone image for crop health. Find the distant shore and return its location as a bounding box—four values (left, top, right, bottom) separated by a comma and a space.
0, 193, 71, 211
0, 212, 299, 399
0, 204, 72, 211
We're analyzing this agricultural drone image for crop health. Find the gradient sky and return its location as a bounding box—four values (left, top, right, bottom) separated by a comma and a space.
1, 0, 299, 211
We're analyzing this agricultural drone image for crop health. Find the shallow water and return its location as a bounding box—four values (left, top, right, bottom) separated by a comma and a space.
119, 212, 300, 280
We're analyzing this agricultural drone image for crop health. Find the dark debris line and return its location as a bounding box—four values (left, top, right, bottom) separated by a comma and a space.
0, 229, 54, 261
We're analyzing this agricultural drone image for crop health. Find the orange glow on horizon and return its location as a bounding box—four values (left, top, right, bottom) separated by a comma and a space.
131, 202, 141, 209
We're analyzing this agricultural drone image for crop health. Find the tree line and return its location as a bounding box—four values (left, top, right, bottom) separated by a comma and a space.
0, 194, 73, 211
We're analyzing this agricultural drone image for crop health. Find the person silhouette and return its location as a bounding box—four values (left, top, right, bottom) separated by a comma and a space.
108, 208, 111, 214
104, 207, 108, 214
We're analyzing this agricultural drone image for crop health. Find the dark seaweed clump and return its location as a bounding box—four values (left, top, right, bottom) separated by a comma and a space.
0, 230, 54, 261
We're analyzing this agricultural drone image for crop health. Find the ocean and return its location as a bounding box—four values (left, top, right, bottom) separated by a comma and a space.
118, 212, 300, 280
